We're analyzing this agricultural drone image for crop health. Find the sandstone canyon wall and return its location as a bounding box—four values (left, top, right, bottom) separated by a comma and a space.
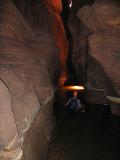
69, 0, 120, 113
0, 0, 63, 159
45, 0, 69, 85
12, 0, 68, 85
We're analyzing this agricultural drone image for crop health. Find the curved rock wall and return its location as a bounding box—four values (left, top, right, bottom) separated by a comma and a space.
0, 0, 60, 159
78, 0, 120, 97
44, 0, 69, 85
13, 0, 68, 85
69, 0, 120, 107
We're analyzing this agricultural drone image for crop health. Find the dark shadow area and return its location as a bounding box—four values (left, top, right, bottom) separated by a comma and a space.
60, 0, 95, 86
72, 0, 95, 12
48, 89, 120, 160
61, 0, 76, 83
22, 0, 39, 25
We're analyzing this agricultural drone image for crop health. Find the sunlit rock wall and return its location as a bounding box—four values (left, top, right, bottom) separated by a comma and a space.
44, 0, 69, 83
0, 0, 60, 159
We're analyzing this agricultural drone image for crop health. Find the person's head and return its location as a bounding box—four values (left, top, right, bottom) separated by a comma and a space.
73, 91, 78, 97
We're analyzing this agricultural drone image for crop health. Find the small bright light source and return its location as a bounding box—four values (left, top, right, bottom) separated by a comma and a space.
64, 85, 85, 91
69, 0, 72, 8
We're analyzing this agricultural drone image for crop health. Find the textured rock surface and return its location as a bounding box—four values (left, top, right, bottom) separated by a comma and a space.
68, 13, 89, 83
44, 0, 69, 83
68, 0, 95, 83
0, 0, 60, 159
69, 0, 120, 105
13, 0, 68, 85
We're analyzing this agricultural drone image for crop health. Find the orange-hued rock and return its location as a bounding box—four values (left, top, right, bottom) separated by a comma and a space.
44, 0, 62, 13
14, 0, 68, 85
44, 0, 69, 84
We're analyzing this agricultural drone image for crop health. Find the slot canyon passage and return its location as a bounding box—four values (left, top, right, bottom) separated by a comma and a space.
0, 0, 120, 160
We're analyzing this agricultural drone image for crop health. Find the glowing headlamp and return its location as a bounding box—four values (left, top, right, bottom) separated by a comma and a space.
64, 85, 85, 91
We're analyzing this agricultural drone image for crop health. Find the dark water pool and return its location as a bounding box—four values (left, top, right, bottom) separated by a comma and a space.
48, 90, 120, 160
